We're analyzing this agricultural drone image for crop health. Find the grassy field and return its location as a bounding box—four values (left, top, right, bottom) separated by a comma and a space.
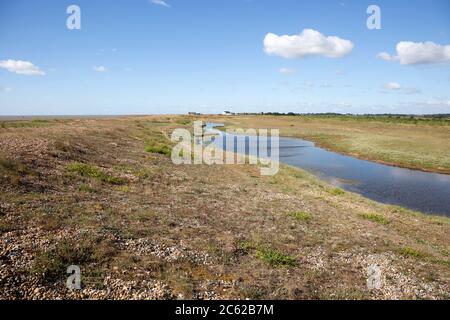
205, 115, 450, 174
0, 115, 449, 300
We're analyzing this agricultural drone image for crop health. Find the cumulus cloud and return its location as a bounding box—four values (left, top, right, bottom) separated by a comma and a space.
383, 82, 421, 95
378, 41, 450, 65
93, 66, 108, 73
279, 67, 296, 74
377, 52, 398, 62
150, 0, 170, 7
384, 82, 401, 90
263, 29, 354, 59
0, 59, 45, 76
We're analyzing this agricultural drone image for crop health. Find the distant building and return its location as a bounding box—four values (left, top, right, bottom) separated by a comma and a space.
188, 112, 202, 115
222, 111, 235, 116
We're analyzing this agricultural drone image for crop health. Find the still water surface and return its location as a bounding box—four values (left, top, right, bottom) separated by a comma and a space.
207, 124, 450, 216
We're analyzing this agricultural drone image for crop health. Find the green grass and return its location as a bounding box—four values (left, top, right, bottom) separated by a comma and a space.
256, 247, 297, 267
360, 213, 390, 225
302, 114, 450, 126
116, 185, 131, 193
141, 128, 172, 156
289, 211, 311, 221
176, 119, 192, 125
67, 163, 126, 185
78, 184, 95, 193
31, 119, 50, 123
238, 241, 297, 267
329, 188, 345, 196
0, 120, 52, 129
399, 247, 426, 259
145, 144, 171, 156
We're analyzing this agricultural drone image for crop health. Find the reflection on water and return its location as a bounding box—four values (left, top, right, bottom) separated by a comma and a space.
207, 124, 450, 216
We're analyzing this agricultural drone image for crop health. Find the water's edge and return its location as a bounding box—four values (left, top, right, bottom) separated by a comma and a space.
206, 123, 450, 217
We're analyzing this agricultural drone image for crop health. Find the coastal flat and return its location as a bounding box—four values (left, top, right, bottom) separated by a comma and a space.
0, 115, 449, 300
209, 115, 450, 174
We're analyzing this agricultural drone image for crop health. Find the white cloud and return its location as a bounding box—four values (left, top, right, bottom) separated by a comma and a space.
384, 82, 401, 90
402, 87, 421, 95
1, 87, 12, 93
383, 82, 421, 95
320, 82, 333, 88
93, 66, 108, 73
378, 41, 450, 65
0, 59, 45, 76
150, 0, 170, 7
377, 52, 398, 62
263, 29, 354, 59
279, 67, 296, 74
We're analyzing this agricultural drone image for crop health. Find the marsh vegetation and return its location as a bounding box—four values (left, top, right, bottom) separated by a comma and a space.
0, 115, 448, 300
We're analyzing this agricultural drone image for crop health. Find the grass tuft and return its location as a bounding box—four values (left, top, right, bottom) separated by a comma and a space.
0, 157, 27, 174
289, 211, 311, 221
256, 247, 297, 267
238, 241, 297, 267
145, 144, 171, 156
0, 221, 16, 234
360, 213, 389, 225
399, 247, 426, 259
78, 184, 95, 193
0, 156, 28, 186
32, 237, 117, 284
67, 163, 126, 185
329, 188, 345, 196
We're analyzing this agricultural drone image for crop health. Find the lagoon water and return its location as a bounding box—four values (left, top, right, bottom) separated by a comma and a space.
207, 124, 450, 217
277, 137, 450, 217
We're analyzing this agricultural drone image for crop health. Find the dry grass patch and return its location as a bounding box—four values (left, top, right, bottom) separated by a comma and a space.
32, 236, 117, 285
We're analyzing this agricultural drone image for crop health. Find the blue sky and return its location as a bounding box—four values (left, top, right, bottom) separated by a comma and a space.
0, 0, 449, 115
